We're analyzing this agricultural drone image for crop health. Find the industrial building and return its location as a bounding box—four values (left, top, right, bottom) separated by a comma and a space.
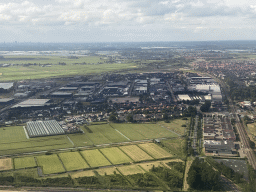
11, 99, 51, 109
204, 140, 236, 155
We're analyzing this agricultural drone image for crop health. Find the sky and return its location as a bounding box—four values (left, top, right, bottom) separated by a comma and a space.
0, 0, 256, 42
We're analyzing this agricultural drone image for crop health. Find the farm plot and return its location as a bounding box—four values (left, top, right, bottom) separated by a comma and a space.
14, 156, 36, 169
81, 149, 111, 167
71, 170, 95, 178
138, 143, 172, 159
139, 161, 164, 171
117, 165, 145, 175
95, 167, 120, 176
58, 152, 89, 171
0, 158, 13, 171
100, 147, 133, 165
119, 145, 153, 162
36, 154, 65, 175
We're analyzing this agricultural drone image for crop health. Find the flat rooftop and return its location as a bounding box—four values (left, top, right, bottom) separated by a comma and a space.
0, 82, 14, 90
12, 99, 50, 108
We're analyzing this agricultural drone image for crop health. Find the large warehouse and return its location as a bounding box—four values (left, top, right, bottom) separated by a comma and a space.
25, 120, 65, 138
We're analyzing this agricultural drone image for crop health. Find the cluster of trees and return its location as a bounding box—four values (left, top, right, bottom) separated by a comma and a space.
187, 158, 221, 191
183, 106, 197, 117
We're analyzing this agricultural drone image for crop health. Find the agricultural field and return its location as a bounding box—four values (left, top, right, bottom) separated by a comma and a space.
100, 147, 132, 165
138, 143, 172, 159
0, 56, 138, 81
0, 126, 72, 156
58, 152, 89, 171
67, 134, 94, 147
159, 118, 187, 135
0, 158, 13, 171
119, 145, 153, 162
111, 123, 179, 141
95, 167, 120, 176
36, 154, 65, 174
14, 156, 36, 169
81, 149, 111, 167
139, 161, 164, 171
71, 170, 95, 178
117, 165, 145, 175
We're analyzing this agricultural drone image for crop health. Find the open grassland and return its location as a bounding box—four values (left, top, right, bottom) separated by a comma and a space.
119, 145, 154, 162
58, 152, 89, 171
139, 161, 164, 171
0, 56, 138, 81
117, 165, 145, 175
158, 119, 187, 135
67, 134, 94, 147
138, 143, 172, 159
111, 123, 179, 141
81, 149, 111, 167
100, 147, 132, 165
95, 167, 120, 176
0, 126, 72, 155
247, 123, 256, 137
71, 170, 95, 178
14, 157, 36, 169
161, 138, 186, 159
0, 158, 13, 171
36, 154, 65, 174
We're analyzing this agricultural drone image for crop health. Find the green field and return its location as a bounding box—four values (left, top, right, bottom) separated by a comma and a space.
138, 143, 172, 159
14, 157, 36, 169
58, 152, 89, 171
119, 145, 153, 162
159, 119, 187, 135
81, 149, 111, 167
36, 154, 65, 174
111, 123, 179, 140
247, 123, 256, 137
100, 147, 133, 165
0, 56, 138, 81
0, 126, 73, 155
117, 165, 145, 175
161, 138, 186, 158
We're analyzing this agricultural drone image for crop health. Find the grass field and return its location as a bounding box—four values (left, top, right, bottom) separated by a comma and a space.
161, 138, 186, 158
117, 165, 145, 175
14, 157, 36, 169
95, 167, 120, 176
119, 145, 154, 162
100, 147, 133, 165
36, 154, 65, 174
81, 149, 111, 167
247, 123, 256, 137
159, 119, 187, 135
71, 170, 95, 178
0, 158, 13, 171
138, 143, 172, 159
0, 56, 138, 81
0, 126, 73, 155
139, 161, 164, 171
58, 152, 89, 171
111, 123, 179, 140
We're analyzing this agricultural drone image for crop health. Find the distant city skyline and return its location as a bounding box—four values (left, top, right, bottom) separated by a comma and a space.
1, 0, 256, 42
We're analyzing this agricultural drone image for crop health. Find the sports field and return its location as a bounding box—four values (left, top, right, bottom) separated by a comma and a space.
58, 152, 89, 171
100, 147, 132, 165
14, 156, 36, 169
0, 126, 72, 155
0, 158, 13, 171
119, 145, 153, 162
81, 149, 111, 167
159, 119, 187, 135
111, 123, 179, 140
0, 56, 138, 81
117, 165, 145, 175
138, 143, 172, 159
36, 154, 65, 174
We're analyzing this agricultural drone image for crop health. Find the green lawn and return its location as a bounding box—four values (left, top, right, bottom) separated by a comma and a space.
14, 157, 37, 169
81, 149, 111, 167
111, 123, 179, 140
100, 147, 133, 165
161, 138, 186, 159
36, 154, 65, 174
58, 152, 89, 171
0, 126, 73, 155
119, 145, 153, 162
158, 119, 187, 135
138, 143, 172, 159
